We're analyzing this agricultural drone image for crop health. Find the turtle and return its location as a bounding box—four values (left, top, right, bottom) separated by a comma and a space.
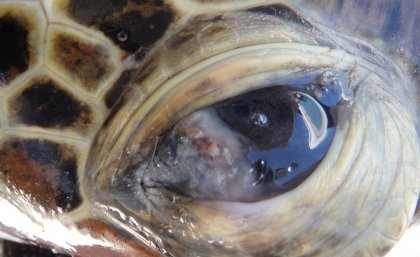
0, 0, 419, 257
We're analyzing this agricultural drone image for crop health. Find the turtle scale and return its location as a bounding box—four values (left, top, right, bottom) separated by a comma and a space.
61, 0, 178, 54
0, 2, 45, 88
44, 24, 119, 93
0, 137, 81, 212
0, 0, 179, 216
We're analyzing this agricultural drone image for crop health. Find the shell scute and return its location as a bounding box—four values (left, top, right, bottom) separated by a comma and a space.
45, 25, 119, 93
0, 138, 81, 212
60, 0, 177, 55
8, 76, 94, 132
0, 3, 45, 88
66, 0, 128, 26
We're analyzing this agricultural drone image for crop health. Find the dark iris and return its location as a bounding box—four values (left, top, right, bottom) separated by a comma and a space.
212, 86, 336, 200
214, 86, 298, 151
246, 93, 335, 195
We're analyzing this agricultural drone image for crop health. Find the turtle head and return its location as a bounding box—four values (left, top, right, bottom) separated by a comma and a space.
85, 2, 420, 257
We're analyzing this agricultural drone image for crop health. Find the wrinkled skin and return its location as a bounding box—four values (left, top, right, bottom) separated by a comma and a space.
298, 2, 420, 256
306, 1, 420, 255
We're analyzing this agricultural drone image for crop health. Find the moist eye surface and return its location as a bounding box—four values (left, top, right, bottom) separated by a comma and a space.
126, 70, 344, 203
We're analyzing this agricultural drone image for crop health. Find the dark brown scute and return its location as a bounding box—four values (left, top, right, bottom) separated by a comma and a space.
2, 240, 71, 257
67, 0, 128, 25
0, 139, 81, 212
11, 79, 92, 130
51, 32, 113, 92
67, 0, 176, 55
133, 0, 164, 5
248, 4, 312, 28
104, 70, 135, 108
98, 9, 173, 53
0, 14, 30, 87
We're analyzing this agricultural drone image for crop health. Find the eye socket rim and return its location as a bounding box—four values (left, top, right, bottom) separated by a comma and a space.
84, 39, 420, 257
88, 43, 355, 192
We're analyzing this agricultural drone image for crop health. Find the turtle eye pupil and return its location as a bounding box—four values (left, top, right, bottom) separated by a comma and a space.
129, 70, 345, 203
249, 112, 268, 126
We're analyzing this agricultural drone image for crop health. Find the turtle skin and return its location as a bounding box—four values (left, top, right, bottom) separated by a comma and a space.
0, 0, 176, 214
0, 1, 178, 256
0, 1, 419, 257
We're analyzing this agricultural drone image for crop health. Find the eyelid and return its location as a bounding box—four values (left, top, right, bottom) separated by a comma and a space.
85, 10, 420, 257
91, 43, 354, 185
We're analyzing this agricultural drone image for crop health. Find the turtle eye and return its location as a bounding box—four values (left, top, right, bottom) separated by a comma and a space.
83, 5, 420, 256
144, 87, 334, 202
127, 70, 344, 203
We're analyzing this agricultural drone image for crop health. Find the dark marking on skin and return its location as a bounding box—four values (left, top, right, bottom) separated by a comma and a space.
67, 0, 175, 55
166, 26, 197, 50
99, 10, 173, 53
132, 52, 161, 84
2, 240, 71, 257
67, 0, 128, 25
133, 0, 164, 5
52, 32, 113, 91
210, 14, 224, 22
102, 89, 129, 128
12, 80, 92, 129
0, 139, 81, 212
248, 4, 312, 28
0, 15, 30, 87
105, 70, 135, 108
